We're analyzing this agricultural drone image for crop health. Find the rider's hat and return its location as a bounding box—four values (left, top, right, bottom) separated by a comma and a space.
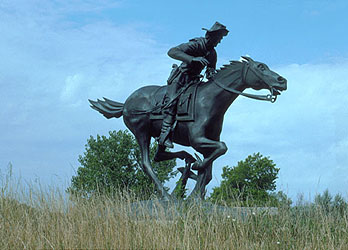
202, 21, 229, 36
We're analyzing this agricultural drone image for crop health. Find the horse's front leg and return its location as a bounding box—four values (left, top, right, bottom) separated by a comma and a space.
190, 137, 228, 170
154, 145, 196, 164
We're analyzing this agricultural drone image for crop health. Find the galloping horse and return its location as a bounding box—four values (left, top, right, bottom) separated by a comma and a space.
89, 56, 287, 200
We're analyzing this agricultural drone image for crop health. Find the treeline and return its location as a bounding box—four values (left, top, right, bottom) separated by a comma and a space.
295, 189, 347, 215
68, 130, 347, 211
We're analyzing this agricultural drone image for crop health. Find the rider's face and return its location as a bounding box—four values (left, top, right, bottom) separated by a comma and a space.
210, 36, 224, 47
206, 32, 225, 48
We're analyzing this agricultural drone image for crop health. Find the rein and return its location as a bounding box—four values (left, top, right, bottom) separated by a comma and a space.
212, 62, 278, 103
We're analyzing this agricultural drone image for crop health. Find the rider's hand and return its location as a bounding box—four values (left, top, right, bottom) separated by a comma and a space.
206, 68, 216, 79
191, 57, 209, 66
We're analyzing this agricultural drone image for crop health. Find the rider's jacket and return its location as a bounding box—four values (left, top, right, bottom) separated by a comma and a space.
167, 37, 217, 83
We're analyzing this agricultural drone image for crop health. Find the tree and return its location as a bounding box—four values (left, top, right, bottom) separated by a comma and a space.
209, 153, 287, 206
67, 130, 177, 199
314, 189, 347, 215
314, 189, 333, 213
332, 193, 347, 215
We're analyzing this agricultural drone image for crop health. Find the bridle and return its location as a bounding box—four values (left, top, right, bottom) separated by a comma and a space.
212, 62, 278, 103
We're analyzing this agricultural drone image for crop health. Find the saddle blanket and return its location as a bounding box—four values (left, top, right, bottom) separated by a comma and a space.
149, 83, 199, 122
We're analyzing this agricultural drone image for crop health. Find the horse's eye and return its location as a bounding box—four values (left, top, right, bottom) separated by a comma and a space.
257, 64, 265, 71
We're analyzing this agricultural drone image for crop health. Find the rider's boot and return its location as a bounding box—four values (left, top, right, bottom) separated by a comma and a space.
158, 113, 175, 148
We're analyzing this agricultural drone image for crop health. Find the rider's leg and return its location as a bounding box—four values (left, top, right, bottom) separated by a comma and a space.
158, 81, 180, 148
159, 116, 175, 148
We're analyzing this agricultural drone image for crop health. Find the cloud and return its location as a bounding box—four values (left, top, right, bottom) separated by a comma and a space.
329, 137, 348, 184
1, 2, 347, 201
0, 1, 171, 185
61, 74, 84, 103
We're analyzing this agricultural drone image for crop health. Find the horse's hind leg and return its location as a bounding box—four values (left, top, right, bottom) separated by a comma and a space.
136, 133, 171, 201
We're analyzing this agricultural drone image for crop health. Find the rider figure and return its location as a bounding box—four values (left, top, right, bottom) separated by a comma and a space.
158, 21, 229, 148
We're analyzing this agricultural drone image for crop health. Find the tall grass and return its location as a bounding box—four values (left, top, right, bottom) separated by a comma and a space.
1, 171, 348, 249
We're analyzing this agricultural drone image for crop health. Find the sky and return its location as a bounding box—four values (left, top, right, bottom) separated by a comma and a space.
1, 0, 347, 202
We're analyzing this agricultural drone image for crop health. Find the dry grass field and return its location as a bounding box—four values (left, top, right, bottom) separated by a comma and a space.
1, 174, 348, 249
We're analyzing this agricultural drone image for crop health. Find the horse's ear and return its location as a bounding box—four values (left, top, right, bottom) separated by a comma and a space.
241, 56, 254, 63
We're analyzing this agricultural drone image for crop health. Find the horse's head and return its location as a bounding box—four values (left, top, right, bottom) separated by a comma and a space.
241, 56, 287, 97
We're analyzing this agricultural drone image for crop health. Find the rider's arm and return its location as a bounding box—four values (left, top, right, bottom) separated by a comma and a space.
168, 39, 208, 64
167, 42, 196, 64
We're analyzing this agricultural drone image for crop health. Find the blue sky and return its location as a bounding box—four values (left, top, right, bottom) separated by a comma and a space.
1, 0, 347, 201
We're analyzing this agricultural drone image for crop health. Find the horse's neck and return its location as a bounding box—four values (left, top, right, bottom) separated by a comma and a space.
200, 66, 246, 115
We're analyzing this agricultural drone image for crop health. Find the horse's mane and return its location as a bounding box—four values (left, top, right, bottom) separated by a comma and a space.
212, 60, 244, 82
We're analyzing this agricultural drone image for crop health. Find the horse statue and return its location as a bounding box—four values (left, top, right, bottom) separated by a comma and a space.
89, 56, 287, 200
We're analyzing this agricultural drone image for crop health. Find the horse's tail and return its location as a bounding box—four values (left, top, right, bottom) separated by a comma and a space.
89, 97, 123, 119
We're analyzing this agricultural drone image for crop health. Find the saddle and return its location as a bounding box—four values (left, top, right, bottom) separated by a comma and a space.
149, 82, 200, 121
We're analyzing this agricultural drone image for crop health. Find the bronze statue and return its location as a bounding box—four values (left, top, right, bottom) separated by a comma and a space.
159, 22, 229, 148
89, 22, 287, 200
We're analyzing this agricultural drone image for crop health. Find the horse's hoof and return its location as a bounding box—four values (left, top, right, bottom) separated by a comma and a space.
191, 153, 204, 170
191, 162, 205, 170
